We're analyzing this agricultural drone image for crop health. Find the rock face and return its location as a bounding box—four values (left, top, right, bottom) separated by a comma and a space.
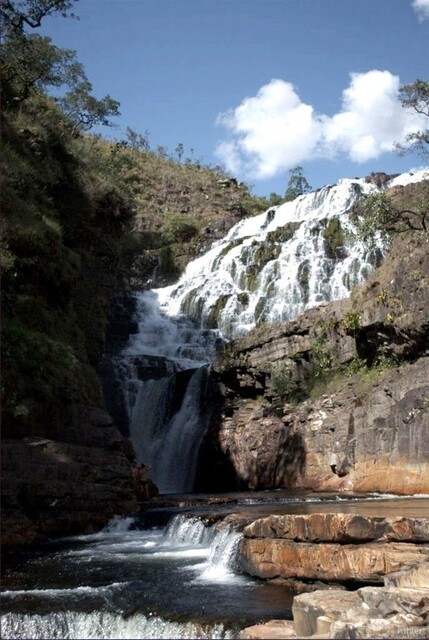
1, 405, 138, 546
200, 230, 429, 494
239, 518, 429, 640
241, 538, 429, 583
239, 513, 429, 584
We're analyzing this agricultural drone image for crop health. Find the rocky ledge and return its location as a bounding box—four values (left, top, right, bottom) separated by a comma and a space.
1, 406, 138, 546
239, 513, 429, 639
240, 513, 429, 583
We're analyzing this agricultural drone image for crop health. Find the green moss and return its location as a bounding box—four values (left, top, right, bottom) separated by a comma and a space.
206, 294, 231, 329
297, 260, 310, 303
322, 217, 346, 260
237, 292, 249, 306
266, 221, 301, 244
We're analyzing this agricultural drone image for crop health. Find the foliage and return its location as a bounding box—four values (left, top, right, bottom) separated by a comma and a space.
162, 214, 199, 244
321, 217, 345, 259
270, 362, 299, 400
354, 185, 429, 248
1, 0, 120, 133
284, 166, 312, 202
0, 0, 76, 33
396, 79, 429, 158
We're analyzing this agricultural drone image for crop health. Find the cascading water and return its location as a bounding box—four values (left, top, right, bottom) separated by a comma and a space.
155, 169, 428, 336
120, 291, 222, 493
118, 169, 428, 493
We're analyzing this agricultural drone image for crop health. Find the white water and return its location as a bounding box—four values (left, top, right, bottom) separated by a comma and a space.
119, 168, 428, 493
0, 612, 233, 639
155, 169, 428, 337
1, 514, 245, 639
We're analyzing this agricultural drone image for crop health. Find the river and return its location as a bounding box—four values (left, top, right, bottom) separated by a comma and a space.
2, 492, 429, 639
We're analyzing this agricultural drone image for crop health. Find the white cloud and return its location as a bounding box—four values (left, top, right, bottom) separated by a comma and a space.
412, 0, 429, 21
216, 79, 322, 178
215, 71, 426, 179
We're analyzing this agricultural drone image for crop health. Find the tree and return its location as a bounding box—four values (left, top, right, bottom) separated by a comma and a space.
1, 0, 120, 133
396, 79, 429, 158
0, 0, 76, 34
355, 184, 429, 248
284, 166, 312, 201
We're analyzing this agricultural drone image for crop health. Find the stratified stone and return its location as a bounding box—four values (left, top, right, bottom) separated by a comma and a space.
243, 513, 429, 544
385, 560, 429, 588
292, 586, 429, 639
239, 538, 429, 583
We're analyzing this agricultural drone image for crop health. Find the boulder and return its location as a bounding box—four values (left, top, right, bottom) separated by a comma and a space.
239, 620, 298, 639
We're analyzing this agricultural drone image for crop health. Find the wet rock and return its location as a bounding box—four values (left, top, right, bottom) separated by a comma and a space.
1, 437, 138, 545
240, 538, 429, 582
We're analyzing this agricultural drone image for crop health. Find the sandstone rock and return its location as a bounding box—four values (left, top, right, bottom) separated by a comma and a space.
239, 538, 429, 582
243, 514, 429, 543
385, 560, 429, 588
292, 590, 361, 637
239, 620, 297, 639
209, 227, 429, 495
292, 586, 429, 638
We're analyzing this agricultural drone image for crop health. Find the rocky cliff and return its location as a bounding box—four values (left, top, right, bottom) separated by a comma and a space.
198, 216, 429, 494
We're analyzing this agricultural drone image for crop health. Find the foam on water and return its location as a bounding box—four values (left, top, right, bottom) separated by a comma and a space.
0, 611, 234, 639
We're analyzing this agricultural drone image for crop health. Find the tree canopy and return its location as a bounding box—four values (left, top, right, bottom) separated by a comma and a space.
1, 0, 119, 133
284, 166, 312, 202
396, 79, 429, 158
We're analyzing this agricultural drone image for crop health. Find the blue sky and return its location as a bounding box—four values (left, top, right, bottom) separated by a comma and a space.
41, 0, 429, 196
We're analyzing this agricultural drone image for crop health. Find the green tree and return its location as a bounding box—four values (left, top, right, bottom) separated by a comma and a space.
1, 0, 119, 132
396, 79, 429, 158
0, 0, 76, 34
355, 184, 429, 248
284, 166, 312, 201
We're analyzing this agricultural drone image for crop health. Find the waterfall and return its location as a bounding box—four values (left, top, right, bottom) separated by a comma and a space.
155, 170, 428, 337
161, 514, 244, 583
163, 515, 213, 546
119, 291, 220, 494
117, 169, 428, 492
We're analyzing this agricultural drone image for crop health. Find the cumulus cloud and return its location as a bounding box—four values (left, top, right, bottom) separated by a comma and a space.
215, 71, 426, 179
412, 0, 429, 21
216, 80, 322, 178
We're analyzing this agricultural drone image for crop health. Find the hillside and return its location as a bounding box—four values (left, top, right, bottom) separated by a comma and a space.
0, 74, 267, 545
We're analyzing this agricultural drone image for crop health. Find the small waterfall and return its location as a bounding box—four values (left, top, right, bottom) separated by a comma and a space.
162, 514, 244, 582
198, 526, 243, 582
0, 611, 234, 639
163, 515, 214, 546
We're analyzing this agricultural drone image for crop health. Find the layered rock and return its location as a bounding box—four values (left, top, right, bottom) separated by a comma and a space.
239, 513, 429, 583
202, 231, 429, 494
239, 518, 429, 639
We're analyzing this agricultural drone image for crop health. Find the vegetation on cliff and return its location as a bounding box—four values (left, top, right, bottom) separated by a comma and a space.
0, 0, 269, 436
